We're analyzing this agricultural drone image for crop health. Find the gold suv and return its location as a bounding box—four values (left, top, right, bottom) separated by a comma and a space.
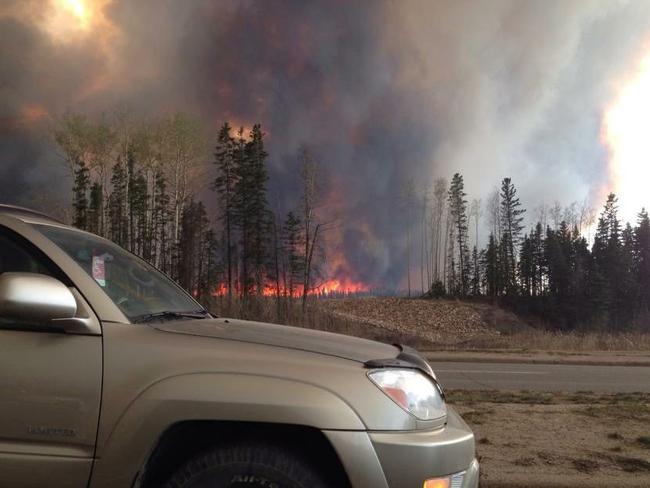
0, 205, 478, 488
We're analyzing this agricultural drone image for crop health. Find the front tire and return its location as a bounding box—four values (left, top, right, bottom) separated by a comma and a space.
165, 443, 329, 488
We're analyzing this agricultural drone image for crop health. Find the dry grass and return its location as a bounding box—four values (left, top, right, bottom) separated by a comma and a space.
204, 295, 434, 347
449, 329, 650, 352
203, 295, 650, 352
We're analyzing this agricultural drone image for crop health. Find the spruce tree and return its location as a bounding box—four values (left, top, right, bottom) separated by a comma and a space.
283, 211, 304, 298
470, 246, 481, 296
591, 194, 622, 326
109, 158, 128, 247
88, 182, 103, 234
499, 177, 526, 294
483, 233, 500, 297
518, 234, 533, 296
212, 122, 237, 301
530, 222, 544, 296
447, 173, 470, 295
233, 125, 270, 298
635, 209, 650, 317
72, 159, 90, 230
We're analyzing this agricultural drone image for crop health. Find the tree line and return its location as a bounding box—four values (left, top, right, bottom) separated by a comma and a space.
54, 111, 325, 314
414, 174, 650, 330
55, 110, 649, 329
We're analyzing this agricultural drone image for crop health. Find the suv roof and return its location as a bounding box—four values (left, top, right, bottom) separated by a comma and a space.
0, 204, 63, 224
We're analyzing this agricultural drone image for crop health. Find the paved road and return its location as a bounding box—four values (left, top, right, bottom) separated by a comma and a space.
428, 361, 650, 393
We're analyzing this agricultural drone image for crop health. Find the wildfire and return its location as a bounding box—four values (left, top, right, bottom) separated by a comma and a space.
314, 278, 369, 295
211, 277, 370, 299
602, 50, 650, 223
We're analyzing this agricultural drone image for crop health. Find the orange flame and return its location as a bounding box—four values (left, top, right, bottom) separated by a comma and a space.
210, 277, 370, 299
314, 278, 369, 295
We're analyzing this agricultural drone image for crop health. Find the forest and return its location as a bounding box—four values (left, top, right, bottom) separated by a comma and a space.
53, 111, 323, 318
415, 174, 650, 331
54, 111, 650, 330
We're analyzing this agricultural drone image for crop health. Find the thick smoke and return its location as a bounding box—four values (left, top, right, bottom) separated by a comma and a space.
2, 0, 650, 287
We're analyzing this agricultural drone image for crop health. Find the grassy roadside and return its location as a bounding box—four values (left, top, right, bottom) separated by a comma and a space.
208, 296, 650, 361
448, 390, 650, 487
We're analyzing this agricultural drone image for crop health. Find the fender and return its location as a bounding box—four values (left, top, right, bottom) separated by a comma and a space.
89, 372, 365, 488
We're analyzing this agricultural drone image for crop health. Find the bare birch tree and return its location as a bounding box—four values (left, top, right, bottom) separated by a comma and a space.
487, 187, 500, 241
158, 112, 208, 276
300, 150, 325, 311
400, 179, 417, 297
431, 177, 447, 284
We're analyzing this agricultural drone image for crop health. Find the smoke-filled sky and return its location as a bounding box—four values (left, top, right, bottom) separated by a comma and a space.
3, 0, 650, 288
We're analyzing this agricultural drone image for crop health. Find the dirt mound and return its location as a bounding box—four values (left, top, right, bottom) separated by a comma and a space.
320, 297, 518, 346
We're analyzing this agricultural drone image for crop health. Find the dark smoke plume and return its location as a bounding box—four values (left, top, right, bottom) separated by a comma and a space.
2, 0, 650, 288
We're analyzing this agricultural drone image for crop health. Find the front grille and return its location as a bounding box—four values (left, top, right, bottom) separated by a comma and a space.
450, 471, 465, 488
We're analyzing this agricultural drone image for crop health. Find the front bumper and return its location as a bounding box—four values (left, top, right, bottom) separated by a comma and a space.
325, 407, 479, 488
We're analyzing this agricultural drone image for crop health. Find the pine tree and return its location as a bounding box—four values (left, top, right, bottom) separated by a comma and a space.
635, 209, 650, 317
109, 158, 128, 247
131, 171, 148, 256
283, 211, 304, 298
530, 222, 544, 296
178, 200, 214, 295
233, 125, 270, 298
447, 173, 470, 295
620, 223, 637, 325
200, 228, 221, 298
126, 147, 148, 256
591, 194, 623, 326
72, 159, 90, 230
500, 177, 526, 294
88, 182, 103, 234
545, 223, 570, 300
470, 246, 482, 296
570, 227, 591, 325
212, 122, 237, 301
483, 233, 500, 297
518, 234, 533, 296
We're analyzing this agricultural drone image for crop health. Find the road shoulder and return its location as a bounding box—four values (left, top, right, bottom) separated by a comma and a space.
448, 390, 650, 488
423, 350, 650, 367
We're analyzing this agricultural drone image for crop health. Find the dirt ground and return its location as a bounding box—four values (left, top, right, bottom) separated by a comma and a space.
448, 390, 650, 487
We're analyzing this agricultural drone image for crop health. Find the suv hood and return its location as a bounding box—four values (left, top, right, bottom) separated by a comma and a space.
151, 317, 399, 363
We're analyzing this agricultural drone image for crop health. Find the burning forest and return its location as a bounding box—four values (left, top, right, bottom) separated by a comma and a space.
51, 112, 370, 310
4, 1, 650, 327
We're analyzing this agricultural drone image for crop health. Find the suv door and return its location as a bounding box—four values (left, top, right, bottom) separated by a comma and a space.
0, 228, 102, 488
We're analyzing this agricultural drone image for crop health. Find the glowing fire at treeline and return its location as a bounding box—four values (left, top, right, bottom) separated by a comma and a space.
50, 107, 375, 303
210, 278, 370, 299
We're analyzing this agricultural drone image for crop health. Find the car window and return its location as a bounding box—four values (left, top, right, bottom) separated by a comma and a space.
0, 230, 56, 277
33, 224, 203, 321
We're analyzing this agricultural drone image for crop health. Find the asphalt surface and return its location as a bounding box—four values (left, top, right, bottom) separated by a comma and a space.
429, 361, 650, 393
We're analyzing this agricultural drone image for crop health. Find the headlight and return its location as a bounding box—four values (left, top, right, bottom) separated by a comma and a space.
368, 369, 446, 421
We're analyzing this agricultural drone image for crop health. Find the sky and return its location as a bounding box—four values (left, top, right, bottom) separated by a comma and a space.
2, 0, 650, 289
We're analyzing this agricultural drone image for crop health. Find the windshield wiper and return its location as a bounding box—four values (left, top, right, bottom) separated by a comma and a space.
132, 310, 210, 324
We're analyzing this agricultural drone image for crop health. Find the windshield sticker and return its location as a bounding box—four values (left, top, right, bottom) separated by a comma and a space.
92, 255, 106, 287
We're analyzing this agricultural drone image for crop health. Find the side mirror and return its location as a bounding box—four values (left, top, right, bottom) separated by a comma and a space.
0, 272, 77, 325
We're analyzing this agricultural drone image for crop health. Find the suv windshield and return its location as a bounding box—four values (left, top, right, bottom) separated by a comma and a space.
34, 224, 205, 322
